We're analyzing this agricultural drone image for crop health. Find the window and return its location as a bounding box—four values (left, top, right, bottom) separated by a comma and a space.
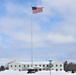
27, 65, 29, 67
31, 65, 32, 67
39, 65, 41, 67
56, 69, 58, 71
35, 65, 37, 66
24, 65, 26, 67
43, 65, 45, 67
56, 65, 58, 67
19, 65, 21, 67
10, 65, 12, 67
47, 65, 49, 67
60, 65, 62, 67
39, 69, 41, 71
60, 69, 62, 71
15, 65, 16, 67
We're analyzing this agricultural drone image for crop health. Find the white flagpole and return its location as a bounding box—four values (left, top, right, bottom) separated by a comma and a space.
31, 7, 33, 68
30, 6, 43, 68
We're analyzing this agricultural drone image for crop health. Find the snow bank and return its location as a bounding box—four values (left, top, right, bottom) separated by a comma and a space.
0, 70, 76, 75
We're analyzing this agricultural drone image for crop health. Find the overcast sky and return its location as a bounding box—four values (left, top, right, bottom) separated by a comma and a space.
0, 0, 76, 63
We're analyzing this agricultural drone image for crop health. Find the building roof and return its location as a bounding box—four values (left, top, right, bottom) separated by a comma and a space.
51, 61, 63, 64
8, 60, 63, 65
18, 61, 50, 64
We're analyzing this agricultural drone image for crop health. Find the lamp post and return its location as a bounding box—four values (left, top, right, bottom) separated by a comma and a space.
48, 60, 52, 75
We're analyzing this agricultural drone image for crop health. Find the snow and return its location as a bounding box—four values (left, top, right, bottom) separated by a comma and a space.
10, 61, 63, 65
0, 70, 76, 75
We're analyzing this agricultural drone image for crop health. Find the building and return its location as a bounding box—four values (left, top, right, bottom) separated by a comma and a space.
51, 61, 64, 71
7, 61, 64, 71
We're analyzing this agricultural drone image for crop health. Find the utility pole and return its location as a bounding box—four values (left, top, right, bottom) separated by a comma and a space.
48, 60, 52, 75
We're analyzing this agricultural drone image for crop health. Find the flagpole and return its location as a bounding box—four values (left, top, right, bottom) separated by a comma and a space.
31, 8, 33, 68
30, 6, 43, 68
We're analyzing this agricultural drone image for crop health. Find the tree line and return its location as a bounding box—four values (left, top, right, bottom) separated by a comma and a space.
0, 65, 8, 71
64, 61, 76, 73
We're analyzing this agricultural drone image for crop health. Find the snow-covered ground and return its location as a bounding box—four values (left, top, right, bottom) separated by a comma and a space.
0, 70, 75, 75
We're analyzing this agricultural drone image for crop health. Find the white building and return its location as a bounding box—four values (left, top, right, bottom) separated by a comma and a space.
7, 61, 64, 71
51, 61, 64, 71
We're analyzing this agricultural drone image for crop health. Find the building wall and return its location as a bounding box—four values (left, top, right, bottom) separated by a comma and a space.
8, 61, 64, 71
21, 64, 49, 71
8, 61, 23, 71
51, 61, 64, 71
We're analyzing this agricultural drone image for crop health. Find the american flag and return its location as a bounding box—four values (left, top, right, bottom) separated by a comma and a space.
32, 7, 43, 14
